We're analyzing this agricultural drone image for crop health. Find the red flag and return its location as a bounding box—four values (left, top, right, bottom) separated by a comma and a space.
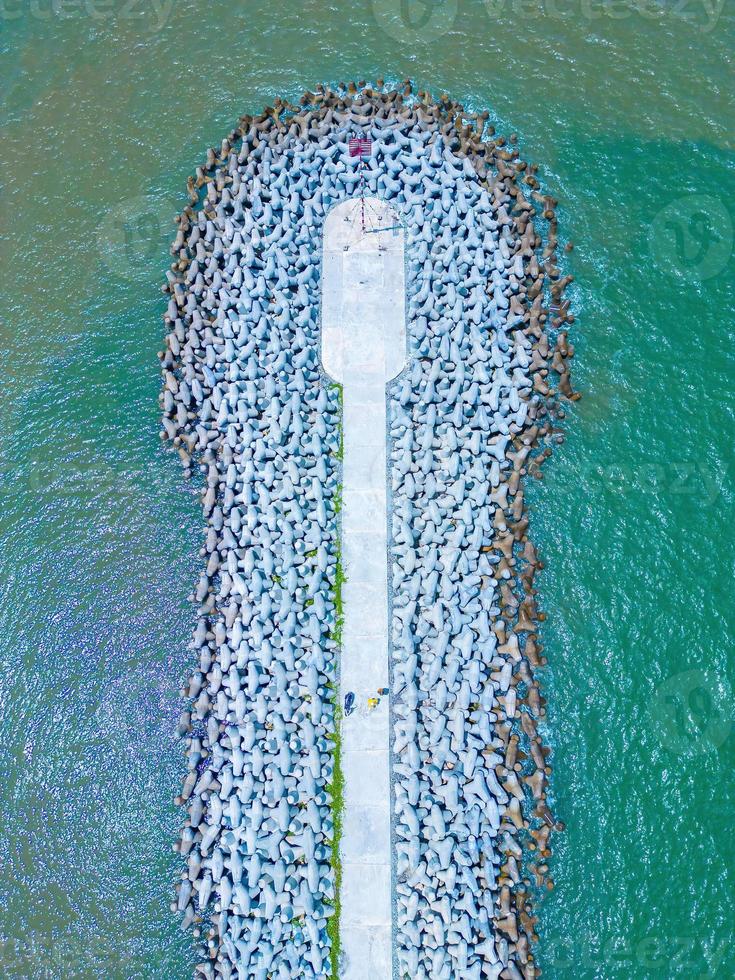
349, 137, 372, 158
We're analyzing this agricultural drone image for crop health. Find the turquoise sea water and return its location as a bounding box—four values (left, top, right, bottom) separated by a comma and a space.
1, 2, 733, 977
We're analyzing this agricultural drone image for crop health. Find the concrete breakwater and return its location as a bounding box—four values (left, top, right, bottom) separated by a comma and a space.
321, 196, 406, 977
160, 79, 576, 980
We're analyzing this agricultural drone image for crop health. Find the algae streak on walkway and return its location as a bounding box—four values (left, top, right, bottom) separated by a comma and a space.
321, 197, 407, 978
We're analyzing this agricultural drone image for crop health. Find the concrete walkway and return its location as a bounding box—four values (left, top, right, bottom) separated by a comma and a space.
321, 198, 406, 979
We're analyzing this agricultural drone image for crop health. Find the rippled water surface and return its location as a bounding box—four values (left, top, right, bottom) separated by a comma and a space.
1, 2, 733, 977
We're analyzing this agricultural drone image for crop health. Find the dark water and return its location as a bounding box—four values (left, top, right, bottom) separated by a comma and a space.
0, 1, 733, 976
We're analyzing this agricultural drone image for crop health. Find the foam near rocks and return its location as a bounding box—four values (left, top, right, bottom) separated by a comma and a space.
160, 79, 577, 980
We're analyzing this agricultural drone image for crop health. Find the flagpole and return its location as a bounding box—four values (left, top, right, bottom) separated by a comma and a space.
348, 136, 372, 236
360, 159, 365, 234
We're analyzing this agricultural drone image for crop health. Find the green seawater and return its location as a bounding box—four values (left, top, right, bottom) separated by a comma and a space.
1, 2, 733, 977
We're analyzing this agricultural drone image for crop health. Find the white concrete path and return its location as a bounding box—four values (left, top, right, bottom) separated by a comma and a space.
321, 198, 406, 980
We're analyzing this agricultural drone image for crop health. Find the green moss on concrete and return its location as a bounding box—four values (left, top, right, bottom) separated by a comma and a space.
333, 383, 344, 463
326, 699, 344, 980
327, 384, 345, 979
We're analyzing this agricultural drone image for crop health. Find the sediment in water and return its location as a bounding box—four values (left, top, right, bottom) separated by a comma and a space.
160, 79, 577, 980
